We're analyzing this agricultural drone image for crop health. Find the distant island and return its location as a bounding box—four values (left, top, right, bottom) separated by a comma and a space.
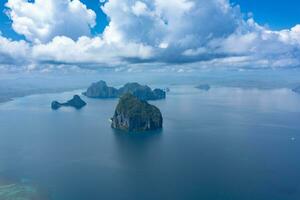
51, 95, 87, 110
0, 96, 12, 103
83, 81, 166, 101
111, 93, 163, 132
292, 86, 300, 94
195, 84, 211, 91
165, 88, 170, 92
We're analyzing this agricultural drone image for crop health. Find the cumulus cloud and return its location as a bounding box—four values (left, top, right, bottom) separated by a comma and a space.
32, 35, 154, 65
5, 0, 96, 43
0, 35, 30, 65
212, 19, 300, 67
1, 0, 300, 71
277, 25, 300, 46
102, 0, 242, 50
100, 0, 300, 66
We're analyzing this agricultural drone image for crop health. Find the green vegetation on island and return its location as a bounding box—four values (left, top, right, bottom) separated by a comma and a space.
83, 81, 166, 100
51, 95, 86, 110
111, 93, 163, 132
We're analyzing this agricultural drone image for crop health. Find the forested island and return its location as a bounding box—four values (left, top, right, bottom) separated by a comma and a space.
83, 81, 166, 101
51, 95, 87, 110
111, 93, 163, 132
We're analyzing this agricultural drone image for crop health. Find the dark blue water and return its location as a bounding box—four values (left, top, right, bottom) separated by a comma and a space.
1, 86, 300, 200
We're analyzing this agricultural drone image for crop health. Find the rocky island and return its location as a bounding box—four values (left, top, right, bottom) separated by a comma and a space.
82, 80, 118, 98
83, 81, 166, 100
51, 95, 87, 110
111, 93, 163, 132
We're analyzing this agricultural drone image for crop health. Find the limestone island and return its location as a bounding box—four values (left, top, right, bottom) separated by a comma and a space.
83, 80, 166, 101
195, 84, 211, 91
51, 95, 87, 110
111, 93, 163, 132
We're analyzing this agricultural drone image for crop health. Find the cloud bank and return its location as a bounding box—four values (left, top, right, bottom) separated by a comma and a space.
1, 0, 300, 72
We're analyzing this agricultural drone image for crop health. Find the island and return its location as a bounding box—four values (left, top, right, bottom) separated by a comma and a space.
83, 81, 166, 100
292, 86, 300, 94
82, 80, 118, 98
195, 84, 211, 91
164, 88, 170, 92
111, 93, 163, 132
51, 95, 87, 110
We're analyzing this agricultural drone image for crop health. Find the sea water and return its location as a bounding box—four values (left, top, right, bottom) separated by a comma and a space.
0, 86, 300, 200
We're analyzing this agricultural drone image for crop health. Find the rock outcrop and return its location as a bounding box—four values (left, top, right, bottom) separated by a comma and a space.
111, 93, 163, 132
83, 81, 166, 100
51, 95, 87, 110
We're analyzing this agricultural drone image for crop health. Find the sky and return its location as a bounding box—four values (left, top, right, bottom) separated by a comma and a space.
233, 0, 300, 30
0, 0, 299, 73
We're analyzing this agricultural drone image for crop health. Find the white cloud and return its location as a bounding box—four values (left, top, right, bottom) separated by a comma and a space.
277, 25, 300, 46
32, 35, 154, 65
102, 0, 242, 49
212, 19, 300, 67
5, 0, 96, 43
183, 47, 208, 56
0, 35, 30, 64
131, 1, 148, 16
1, 0, 300, 71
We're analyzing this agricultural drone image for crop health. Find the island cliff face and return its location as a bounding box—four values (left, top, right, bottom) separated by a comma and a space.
51, 95, 87, 110
83, 81, 166, 100
111, 93, 163, 132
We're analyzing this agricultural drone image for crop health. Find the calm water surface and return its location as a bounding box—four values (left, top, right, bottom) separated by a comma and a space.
0, 86, 300, 200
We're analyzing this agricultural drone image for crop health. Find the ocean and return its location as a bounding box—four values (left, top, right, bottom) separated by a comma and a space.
0, 85, 300, 200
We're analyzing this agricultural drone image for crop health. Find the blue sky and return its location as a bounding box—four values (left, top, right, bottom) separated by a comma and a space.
0, 0, 299, 72
1, 0, 299, 39
233, 0, 300, 30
